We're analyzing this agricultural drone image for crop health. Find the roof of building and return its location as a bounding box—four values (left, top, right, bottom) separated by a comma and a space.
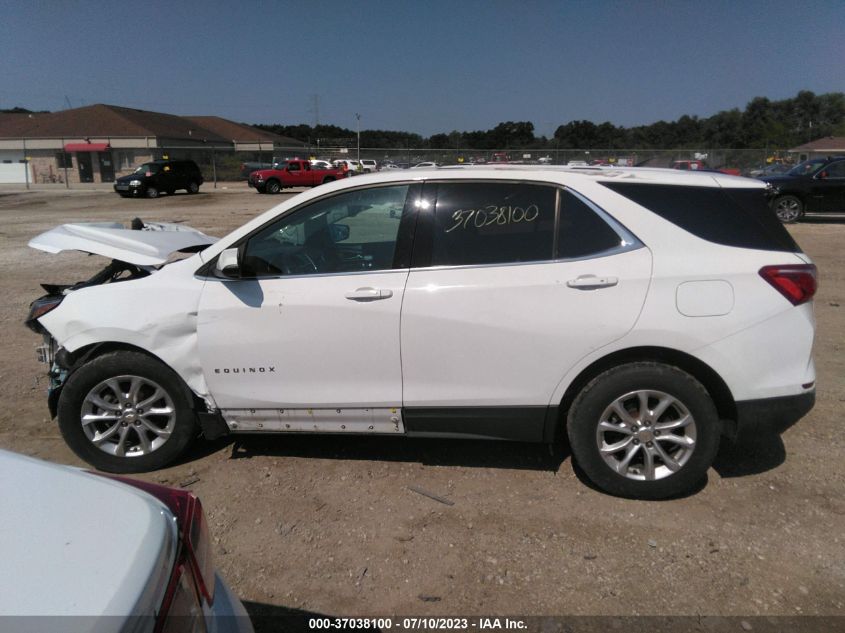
0, 104, 228, 142
789, 136, 845, 152
183, 116, 304, 146
0, 112, 47, 137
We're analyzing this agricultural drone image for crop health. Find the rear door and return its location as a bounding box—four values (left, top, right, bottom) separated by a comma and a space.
400, 181, 651, 440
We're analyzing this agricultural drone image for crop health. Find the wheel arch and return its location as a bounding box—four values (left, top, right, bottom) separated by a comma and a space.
547, 346, 738, 442
50, 341, 204, 417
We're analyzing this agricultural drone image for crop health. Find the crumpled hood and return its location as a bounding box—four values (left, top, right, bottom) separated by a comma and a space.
28, 221, 218, 266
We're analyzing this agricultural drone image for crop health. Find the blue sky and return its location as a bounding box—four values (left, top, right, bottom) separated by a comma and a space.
2, 0, 843, 136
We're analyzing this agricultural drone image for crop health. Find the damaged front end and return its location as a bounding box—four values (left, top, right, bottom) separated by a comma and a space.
26, 260, 153, 416
26, 217, 218, 417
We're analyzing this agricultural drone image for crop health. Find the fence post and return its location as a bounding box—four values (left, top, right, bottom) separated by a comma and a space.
212, 147, 217, 189
23, 138, 29, 190
62, 137, 69, 188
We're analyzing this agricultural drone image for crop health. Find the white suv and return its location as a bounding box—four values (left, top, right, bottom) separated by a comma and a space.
26, 166, 816, 499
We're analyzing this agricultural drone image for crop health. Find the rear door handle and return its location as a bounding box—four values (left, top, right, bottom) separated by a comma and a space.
566, 275, 619, 289
345, 287, 393, 301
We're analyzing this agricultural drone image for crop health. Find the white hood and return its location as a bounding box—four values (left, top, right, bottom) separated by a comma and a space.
28, 221, 218, 266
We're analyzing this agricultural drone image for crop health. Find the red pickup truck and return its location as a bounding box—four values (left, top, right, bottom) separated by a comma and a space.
248, 159, 348, 193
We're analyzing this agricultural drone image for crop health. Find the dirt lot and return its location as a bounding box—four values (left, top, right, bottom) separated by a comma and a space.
0, 185, 843, 626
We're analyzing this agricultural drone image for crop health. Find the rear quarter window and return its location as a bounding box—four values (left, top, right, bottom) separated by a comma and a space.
601, 182, 801, 253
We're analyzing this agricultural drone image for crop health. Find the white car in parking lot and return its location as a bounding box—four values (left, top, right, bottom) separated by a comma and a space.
26, 166, 816, 498
0, 449, 252, 632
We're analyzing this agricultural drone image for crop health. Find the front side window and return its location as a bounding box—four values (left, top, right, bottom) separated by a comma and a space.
242, 185, 409, 277
822, 161, 845, 178
429, 182, 556, 266
288, 162, 301, 172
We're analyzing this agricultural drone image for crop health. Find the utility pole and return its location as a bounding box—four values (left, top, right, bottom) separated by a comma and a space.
355, 113, 361, 164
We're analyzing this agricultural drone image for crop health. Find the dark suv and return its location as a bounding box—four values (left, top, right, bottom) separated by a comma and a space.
114, 160, 204, 198
763, 156, 845, 222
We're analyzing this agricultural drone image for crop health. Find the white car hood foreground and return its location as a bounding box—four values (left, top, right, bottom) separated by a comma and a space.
0, 450, 176, 625
28, 221, 218, 266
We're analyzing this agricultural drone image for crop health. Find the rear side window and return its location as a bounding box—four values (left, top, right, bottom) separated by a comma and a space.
601, 183, 800, 253
558, 190, 627, 258
428, 182, 556, 266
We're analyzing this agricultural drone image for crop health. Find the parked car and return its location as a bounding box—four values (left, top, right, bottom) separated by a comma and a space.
762, 156, 845, 222
248, 159, 348, 193
239, 161, 273, 179
114, 160, 203, 198
27, 166, 816, 499
411, 161, 438, 168
670, 159, 741, 177
359, 159, 378, 172
332, 159, 361, 174
0, 449, 252, 632
746, 163, 791, 179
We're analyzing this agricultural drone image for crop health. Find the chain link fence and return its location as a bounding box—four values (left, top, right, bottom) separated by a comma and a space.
10, 145, 798, 189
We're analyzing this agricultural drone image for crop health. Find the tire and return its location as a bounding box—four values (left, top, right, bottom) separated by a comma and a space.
187, 181, 200, 194
145, 186, 159, 199
266, 180, 281, 194
567, 362, 721, 499
322, 176, 335, 184
773, 195, 804, 223
57, 351, 197, 473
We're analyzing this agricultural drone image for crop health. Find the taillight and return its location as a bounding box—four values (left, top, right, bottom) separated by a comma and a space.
759, 264, 818, 305
157, 564, 206, 633
92, 475, 216, 606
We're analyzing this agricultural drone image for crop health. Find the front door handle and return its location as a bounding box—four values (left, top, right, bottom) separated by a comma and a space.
345, 287, 393, 301
566, 275, 619, 289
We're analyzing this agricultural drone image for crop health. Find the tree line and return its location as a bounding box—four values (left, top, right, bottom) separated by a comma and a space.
254, 91, 845, 150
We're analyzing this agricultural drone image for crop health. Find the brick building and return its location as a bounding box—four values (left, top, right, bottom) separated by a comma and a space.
0, 104, 301, 184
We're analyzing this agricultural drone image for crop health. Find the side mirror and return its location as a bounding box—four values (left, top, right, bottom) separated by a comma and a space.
215, 247, 240, 278
329, 223, 350, 243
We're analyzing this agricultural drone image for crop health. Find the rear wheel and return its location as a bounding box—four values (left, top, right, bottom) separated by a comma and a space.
57, 351, 197, 473
187, 181, 200, 194
322, 176, 335, 184
773, 195, 804, 223
567, 362, 721, 499
266, 180, 281, 194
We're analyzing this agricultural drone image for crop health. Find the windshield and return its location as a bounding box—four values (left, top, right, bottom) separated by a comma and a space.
788, 159, 826, 177
133, 163, 160, 175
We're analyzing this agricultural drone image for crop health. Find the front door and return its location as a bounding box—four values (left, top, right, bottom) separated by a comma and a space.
98, 152, 115, 182
197, 182, 417, 432
76, 153, 93, 183
812, 160, 845, 212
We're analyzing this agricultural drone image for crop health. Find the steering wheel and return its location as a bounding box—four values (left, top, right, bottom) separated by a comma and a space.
281, 250, 318, 276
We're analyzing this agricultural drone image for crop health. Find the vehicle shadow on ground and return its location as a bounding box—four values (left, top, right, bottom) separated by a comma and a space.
182, 425, 791, 495
712, 432, 787, 478
224, 433, 568, 473
799, 214, 845, 224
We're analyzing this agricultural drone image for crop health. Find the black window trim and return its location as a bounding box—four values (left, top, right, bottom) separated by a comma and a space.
196, 181, 422, 281
409, 178, 643, 273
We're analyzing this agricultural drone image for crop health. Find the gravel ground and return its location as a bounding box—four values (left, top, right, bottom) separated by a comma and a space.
0, 185, 843, 627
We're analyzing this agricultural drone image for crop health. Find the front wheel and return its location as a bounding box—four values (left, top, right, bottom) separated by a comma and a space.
145, 186, 159, 199
57, 351, 197, 473
567, 362, 721, 499
266, 180, 281, 194
773, 195, 803, 223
